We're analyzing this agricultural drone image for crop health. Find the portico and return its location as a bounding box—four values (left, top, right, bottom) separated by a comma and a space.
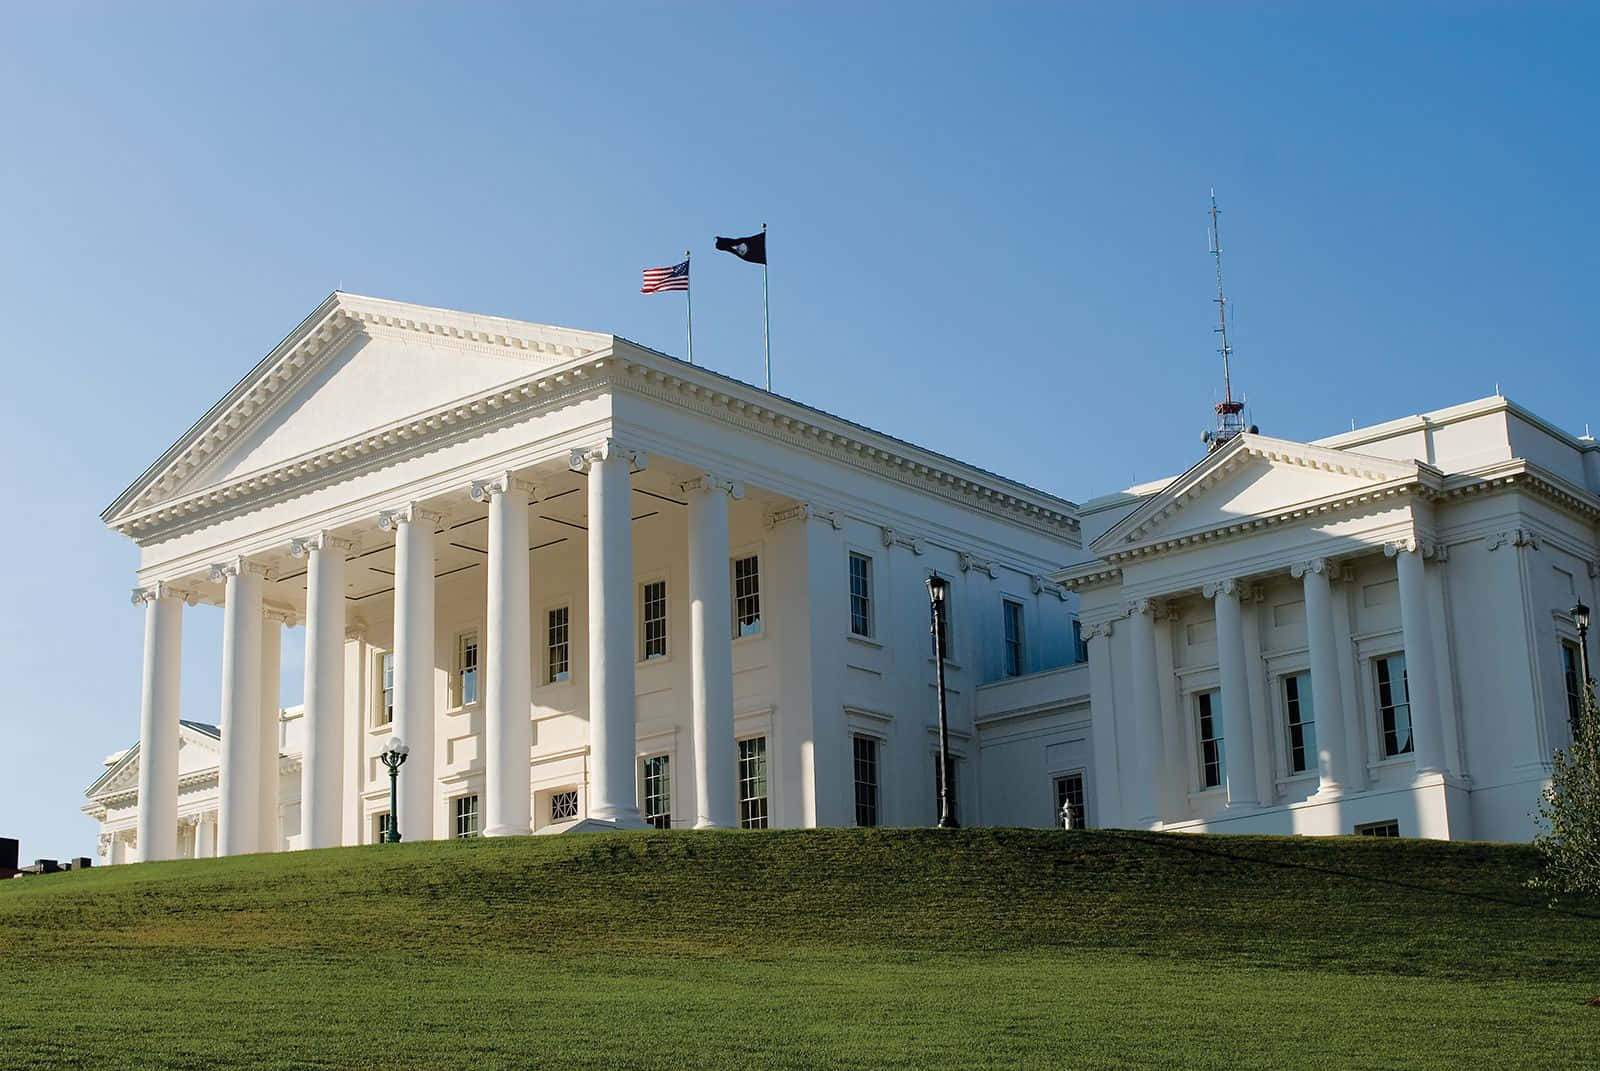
99, 291, 1081, 857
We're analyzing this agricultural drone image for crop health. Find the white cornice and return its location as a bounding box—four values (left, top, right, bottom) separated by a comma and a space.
105, 302, 1082, 545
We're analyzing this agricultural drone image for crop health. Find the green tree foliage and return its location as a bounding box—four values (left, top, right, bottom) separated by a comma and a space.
1533, 680, 1600, 897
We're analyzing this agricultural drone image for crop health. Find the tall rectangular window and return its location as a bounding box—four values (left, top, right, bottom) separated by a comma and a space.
1072, 618, 1087, 664
732, 555, 762, 637
738, 737, 769, 829
853, 735, 879, 827
641, 580, 668, 660
1054, 772, 1086, 829
931, 754, 958, 823
550, 790, 580, 822
849, 553, 873, 637
642, 755, 671, 829
1375, 654, 1412, 758
547, 606, 570, 684
1197, 690, 1225, 789
373, 812, 394, 843
1003, 599, 1025, 677
453, 794, 480, 838
377, 652, 395, 727
454, 631, 480, 707
1284, 672, 1317, 774
1562, 641, 1584, 738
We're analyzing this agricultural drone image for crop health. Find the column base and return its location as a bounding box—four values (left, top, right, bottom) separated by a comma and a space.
482, 824, 532, 838
693, 818, 732, 830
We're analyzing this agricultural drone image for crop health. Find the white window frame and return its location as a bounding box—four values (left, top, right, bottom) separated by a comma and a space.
731, 552, 763, 639
1052, 770, 1088, 829
1280, 669, 1317, 777
641, 754, 671, 829
451, 629, 481, 709
545, 604, 572, 685
452, 793, 480, 839
1002, 597, 1026, 678
1195, 688, 1225, 791
639, 576, 670, 662
374, 650, 395, 728
1372, 652, 1413, 760
851, 732, 882, 827
848, 551, 875, 639
737, 735, 770, 829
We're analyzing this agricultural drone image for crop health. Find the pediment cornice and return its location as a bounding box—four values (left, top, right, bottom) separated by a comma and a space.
102, 292, 613, 529
1086, 434, 1438, 564
106, 320, 1081, 546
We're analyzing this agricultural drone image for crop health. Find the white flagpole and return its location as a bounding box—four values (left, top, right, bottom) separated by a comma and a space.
761, 223, 770, 391
685, 250, 694, 365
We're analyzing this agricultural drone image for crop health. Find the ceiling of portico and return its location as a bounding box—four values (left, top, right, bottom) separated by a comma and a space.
177, 453, 798, 619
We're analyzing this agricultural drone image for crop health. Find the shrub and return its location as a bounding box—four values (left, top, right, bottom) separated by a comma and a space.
1532, 680, 1600, 897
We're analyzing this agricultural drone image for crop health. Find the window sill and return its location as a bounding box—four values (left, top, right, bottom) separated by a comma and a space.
1188, 786, 1227, 801
846, 633, 883, 650
444, 702, 483, 717
926, 656, 963, 672
368, 722, 396, 736
732, 629, 767, 647
637, 654, 674, 668
1368, 754, 1416, 772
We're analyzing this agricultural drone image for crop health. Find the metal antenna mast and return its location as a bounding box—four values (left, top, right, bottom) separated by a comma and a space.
1204, 188, 1246, 452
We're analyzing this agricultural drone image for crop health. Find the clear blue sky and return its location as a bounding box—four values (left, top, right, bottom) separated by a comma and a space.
2, 4, 1595, 859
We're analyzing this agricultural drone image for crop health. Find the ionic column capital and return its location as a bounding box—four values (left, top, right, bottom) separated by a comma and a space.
1083, 619, 1115, 641
209, 557, 271, 583
289, 531, 357, 558
1486, 528, 1538, 553
1202, 577, 1240, 600
377, 503, 446, 531
568, 438, 647, 473
263, 602, 298, 627
131, 580, 195, 606
1127, 597, 1156, 617
679, 472, 746, 500
346, 618, 369, 642
1290, 558, 1333, 579
469, 471, 537, 503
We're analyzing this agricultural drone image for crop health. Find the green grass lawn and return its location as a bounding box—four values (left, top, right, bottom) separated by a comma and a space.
1, 829, 1596, 1069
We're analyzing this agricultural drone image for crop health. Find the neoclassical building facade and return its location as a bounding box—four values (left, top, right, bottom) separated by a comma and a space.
90, 293, 1599, 860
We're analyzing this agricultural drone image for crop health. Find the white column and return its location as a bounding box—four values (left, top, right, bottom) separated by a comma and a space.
473, 473, 535, 838
214, 558, 266, 855
1125, 599, 1164, 825
1205, 578, 1260, 807
571, 439, 647, 827
294, 532, 352, 850
258, 608, 288, 852
197, 812, 216, 858
133, 585, 183, 862
383, 504, 442, 842
684, 473, 743, 829
1084, 619, 1120, 827
1293, 558, 1346, 794
1388, 540, 1445, 775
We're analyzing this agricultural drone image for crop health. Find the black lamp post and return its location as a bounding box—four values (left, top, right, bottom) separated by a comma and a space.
926, 574, 958, 829
379, 736, 409, 843
1573, 602, 1592, 689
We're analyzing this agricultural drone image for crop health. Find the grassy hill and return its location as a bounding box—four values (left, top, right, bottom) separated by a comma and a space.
1, 829, 1596, 1069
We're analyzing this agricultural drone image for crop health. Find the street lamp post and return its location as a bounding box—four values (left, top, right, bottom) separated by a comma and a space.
1573, 602, 1592, 691
379, 736, 410, 843
926, 574, 958, 830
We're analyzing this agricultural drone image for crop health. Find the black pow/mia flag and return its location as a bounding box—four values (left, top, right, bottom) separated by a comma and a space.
714, 231, 766, 265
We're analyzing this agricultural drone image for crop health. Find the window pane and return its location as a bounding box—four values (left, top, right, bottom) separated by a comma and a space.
460, 635, 479, 706
1377, 656, 1413, 757
547, 606, 570, 683
1054, 774, 1086, 828
1563, 642, 1584, 737
642, 580, 668, 659
1197, 691, 1225, 788
853, 736, 878, 827
738, 737, 769, 829
642, 755, 671, 829
453, 794, 479, 838
733, 556, 762, 637
849, 554, 873, 637
1003, 600, 1024, 677
1285, 672, 1317, 774
379, 653, 395, 726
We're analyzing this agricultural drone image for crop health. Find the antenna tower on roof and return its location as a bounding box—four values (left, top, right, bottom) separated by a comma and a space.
1202, 189, 1249, 453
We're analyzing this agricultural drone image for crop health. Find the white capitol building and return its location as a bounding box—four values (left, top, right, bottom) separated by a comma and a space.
84, 291, 1599, 861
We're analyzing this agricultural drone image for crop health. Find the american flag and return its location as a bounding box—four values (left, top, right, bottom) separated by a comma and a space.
641, 259, 690, 294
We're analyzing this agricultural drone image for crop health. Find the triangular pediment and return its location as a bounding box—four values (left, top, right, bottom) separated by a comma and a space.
1092, 433, 1428, 555
103, 293, 613, 525
84, 721, 223, 799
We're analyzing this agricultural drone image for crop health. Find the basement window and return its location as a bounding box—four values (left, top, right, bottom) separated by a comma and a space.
453, 794, 480, 839
550, 790, 580, 823
1356, 820, 1400, 838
